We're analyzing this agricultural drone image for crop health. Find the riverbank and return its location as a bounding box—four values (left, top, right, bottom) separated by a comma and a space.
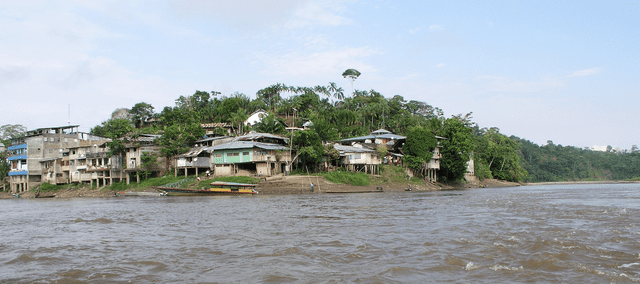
0, 175, 530, 199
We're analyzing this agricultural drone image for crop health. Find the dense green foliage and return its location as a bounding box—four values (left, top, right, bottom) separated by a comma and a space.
438, 118, 474, 182
473, 128, 527, 182
404, 127, 437, 170
516, 139, 640, 182
292, 129, 324, 171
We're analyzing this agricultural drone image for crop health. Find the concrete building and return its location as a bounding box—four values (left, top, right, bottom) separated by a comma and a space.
123, 134, 167, 184
6, 125, 109, 193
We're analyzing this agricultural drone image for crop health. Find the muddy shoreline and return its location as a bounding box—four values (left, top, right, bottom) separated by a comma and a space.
0, 176, 529, 199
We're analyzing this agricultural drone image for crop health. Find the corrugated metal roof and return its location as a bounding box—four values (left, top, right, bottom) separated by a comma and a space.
176, 146, 209, 158
195, 136, 230, 143
205, 141, 289, 152
334, 144, 377, 154
234, 131, 289, 142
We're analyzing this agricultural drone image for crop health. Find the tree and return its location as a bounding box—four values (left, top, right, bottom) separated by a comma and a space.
0, 150, 10, 186
253, 113, 286, 135
130, 102, 155, 128
403, 127, 437, 171
310, 115, 338, 142
292, 129, 324, 170
157, 123, 205, 158
90, 119, 135, 157
140, 152, 160, 179
111, 108, 131, 120
473, 128, 527, 182
256, 83, 289, 111
342, 69, 361, 97
0, 124, 27, 145
327, 82, 345, 103
438, 118, 473, 182
230, 108, 249, 135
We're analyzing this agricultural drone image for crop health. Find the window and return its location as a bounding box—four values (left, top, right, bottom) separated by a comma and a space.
215, 153, 222, 158
243, 152, 249, 156
355, 154, 361, 159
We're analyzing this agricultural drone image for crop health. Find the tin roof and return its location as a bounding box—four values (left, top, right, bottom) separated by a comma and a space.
175, 146, 209, 158
333, 144, 377, 154
234, 131, 289, 142
205, 141, 289, 152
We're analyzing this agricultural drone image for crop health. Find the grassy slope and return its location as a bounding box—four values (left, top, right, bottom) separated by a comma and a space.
318, 165, 424, 186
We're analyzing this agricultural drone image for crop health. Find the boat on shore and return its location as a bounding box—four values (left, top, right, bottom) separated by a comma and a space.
155, 181, 258, 196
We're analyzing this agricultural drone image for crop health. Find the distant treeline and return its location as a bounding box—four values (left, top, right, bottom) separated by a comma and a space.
514, 138, 640, 182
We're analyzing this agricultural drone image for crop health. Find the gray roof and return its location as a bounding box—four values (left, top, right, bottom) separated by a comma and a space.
195, 136, 230, 143
206, 141, 289, 152
334, 144, 377, 154
234, 131, 289, 142
340, 133, 405, 143
176, 146, 208, 158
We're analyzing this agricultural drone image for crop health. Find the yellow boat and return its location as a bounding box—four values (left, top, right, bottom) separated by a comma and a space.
155, 181, 258, 196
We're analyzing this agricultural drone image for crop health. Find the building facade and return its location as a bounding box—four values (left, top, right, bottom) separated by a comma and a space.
6, 125, 110, 193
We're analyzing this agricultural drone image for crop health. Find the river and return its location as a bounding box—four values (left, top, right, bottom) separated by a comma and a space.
1, 183, 639, 283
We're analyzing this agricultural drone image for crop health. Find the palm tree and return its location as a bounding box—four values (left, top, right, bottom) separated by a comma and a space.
327, 82, 345, 105
230, 108, 249, 135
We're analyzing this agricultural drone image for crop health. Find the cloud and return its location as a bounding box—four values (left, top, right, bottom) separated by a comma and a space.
49, 57, 114, 90
0, 66, 30, 86
436, 63, 446, 68
259, 46, 379, 78
169, 0, 350, 32
568, 68, 601, 77
288, 1, 352, 28
429, 24, 443, 31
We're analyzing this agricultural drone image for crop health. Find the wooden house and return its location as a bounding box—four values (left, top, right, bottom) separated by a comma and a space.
333, 143, 381, 174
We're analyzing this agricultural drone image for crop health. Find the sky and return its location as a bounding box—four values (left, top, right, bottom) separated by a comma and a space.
1, 0, 638, 150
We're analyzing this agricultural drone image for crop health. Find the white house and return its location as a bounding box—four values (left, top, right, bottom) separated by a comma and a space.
245, 109, 269, 127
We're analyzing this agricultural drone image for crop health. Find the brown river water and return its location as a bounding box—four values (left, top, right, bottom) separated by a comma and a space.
1, 183, 640, 283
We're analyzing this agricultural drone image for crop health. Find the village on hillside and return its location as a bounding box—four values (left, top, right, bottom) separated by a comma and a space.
3, 111, 463, 194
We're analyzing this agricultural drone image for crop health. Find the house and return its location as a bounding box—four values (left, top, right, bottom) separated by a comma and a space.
193, 136, 233, 147
340, 129, 406, 145
339, 129, 407, 165
340, 128, 446, 183
173, 146, 211, 177
333, 143, 381, 174
123, 134, 167, 184
85, 142, 125, 188
6, 125, 110, 193
244, 109, 269, 127
206, 141, 291, 177
201, 123, 233, 136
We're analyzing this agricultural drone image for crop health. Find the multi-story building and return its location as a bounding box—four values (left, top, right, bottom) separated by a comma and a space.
123, 134, 167, 184
6, 125, 110, 193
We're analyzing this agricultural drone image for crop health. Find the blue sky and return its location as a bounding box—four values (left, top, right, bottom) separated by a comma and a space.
1, 0, 638, 149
